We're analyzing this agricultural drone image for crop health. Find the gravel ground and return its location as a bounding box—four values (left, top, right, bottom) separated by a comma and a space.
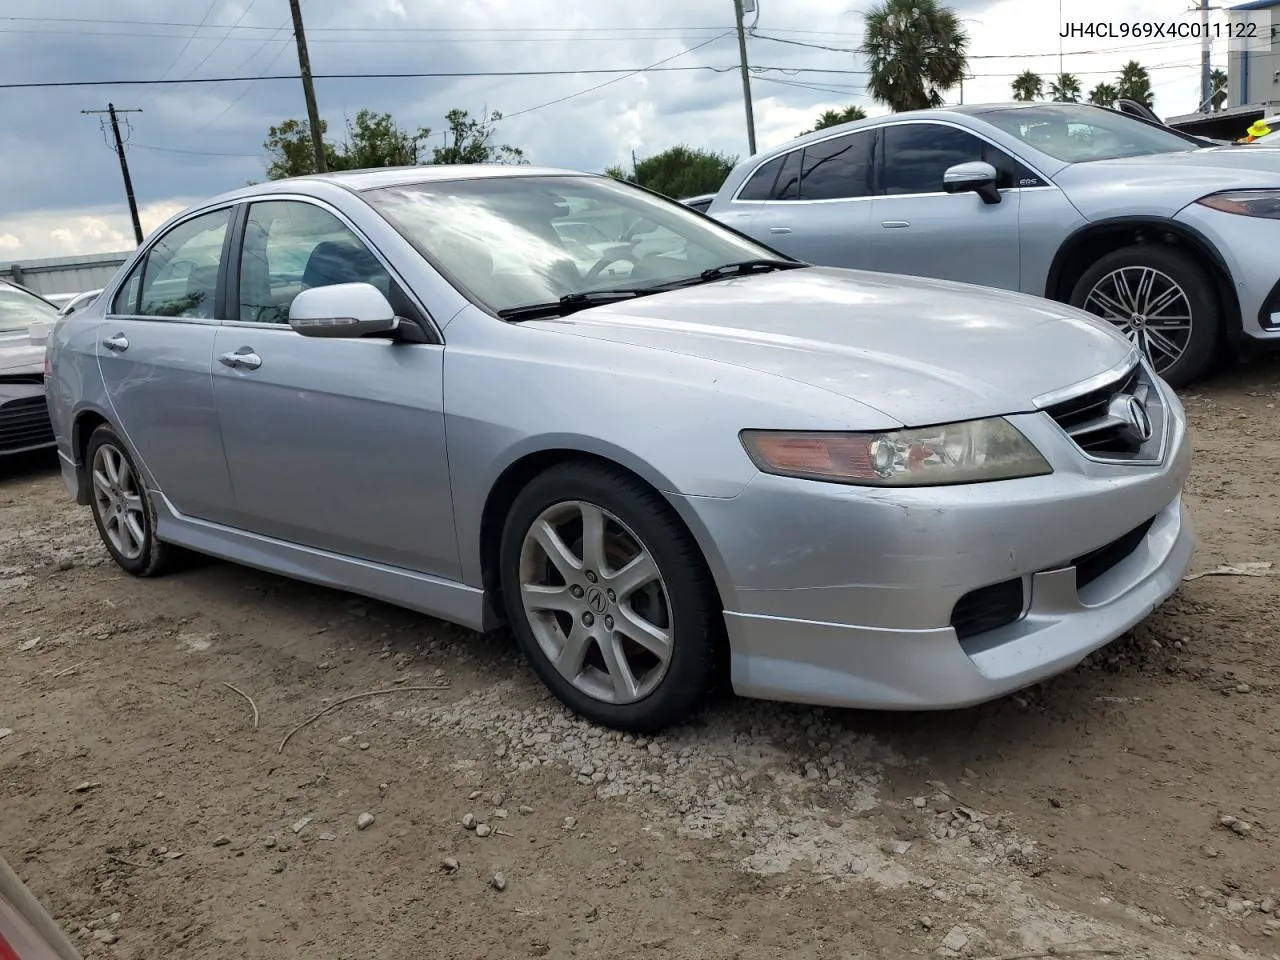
2, 357, 1280, 959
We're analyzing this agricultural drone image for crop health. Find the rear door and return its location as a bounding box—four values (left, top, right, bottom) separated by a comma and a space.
746, 130, 879, 269
96, 206, 236, 523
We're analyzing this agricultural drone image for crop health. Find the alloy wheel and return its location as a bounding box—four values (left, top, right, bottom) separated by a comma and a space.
1082, 265, 1192, 375
518, 500, 673, 705
91, 443, 148, 562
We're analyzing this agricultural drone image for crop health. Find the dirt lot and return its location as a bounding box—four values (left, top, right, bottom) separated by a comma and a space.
3, 359, 1280, 960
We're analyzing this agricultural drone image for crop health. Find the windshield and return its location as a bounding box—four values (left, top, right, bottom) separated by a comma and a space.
979, 104, 1204, 163
0, 283, 57, 333
364, 175, 783, 314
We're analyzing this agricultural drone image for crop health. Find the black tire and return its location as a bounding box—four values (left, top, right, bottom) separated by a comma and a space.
1068, 243, 1222, 390
498, 460, 720, 733
85, 424, 175, 577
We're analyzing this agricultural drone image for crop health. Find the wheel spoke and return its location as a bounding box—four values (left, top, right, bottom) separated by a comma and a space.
608, 551, 660, 602
1143, 284, 1186, 318
529, 519, 582, 580
1144, 326, 1184, 362
578, 502, 608, 573
1086, 288, 1129, 318
1112, 271, 1138, 312
92, 469, 113, 500
521, 582, 579, 614
555, 624, 592, 676
117, 457, 135, 494
122, 513, 146, 554
101, 448, 121, 486
598, 633, 640, 701
614, 606, 672, 660
1130, 268, 1156, 313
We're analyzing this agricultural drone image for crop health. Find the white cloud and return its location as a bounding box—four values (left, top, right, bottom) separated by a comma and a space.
0, 0, 1225, 260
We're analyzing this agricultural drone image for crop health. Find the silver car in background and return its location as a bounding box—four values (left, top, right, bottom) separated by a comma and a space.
709, 101, 1280, 388
0, 280, 57, 459
46, 166, 1192, 731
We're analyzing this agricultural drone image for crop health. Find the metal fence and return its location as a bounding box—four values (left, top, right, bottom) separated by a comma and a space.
0, 250, 132, 298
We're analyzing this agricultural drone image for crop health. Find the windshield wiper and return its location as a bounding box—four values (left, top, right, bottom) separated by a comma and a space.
497, 288, 656, 322
649, 258, 806, 291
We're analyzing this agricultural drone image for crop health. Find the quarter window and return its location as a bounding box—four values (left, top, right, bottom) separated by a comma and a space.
799, 131, 875, 200
237, 200, 394, 324
113, 208, 231, 318
737, 154, 788, 200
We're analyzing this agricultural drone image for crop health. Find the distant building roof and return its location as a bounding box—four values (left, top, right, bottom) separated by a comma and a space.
1230, 0, 1280, 11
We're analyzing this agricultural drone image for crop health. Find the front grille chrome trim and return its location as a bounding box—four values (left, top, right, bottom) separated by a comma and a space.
1031, 349, 1141, 410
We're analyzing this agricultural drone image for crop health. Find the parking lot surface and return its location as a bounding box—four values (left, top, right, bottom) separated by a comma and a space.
2, 358, 1279, 959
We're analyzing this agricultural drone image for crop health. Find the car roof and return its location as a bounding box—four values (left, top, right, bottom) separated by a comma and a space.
205, 164, 594, 208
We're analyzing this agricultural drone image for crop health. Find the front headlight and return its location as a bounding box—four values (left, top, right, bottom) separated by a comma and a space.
740, 418, 1052, 487
1195, 190, 1280, 218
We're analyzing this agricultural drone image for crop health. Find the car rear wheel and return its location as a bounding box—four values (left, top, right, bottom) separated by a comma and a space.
498, 461, 719, 733
1068, 244, 1222, 389
86, 424, 174, 577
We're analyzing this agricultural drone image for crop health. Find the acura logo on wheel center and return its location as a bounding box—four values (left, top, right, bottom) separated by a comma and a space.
586, 586, 608, 614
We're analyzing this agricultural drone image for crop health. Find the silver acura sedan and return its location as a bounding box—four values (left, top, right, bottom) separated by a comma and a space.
45, 166, 1194, 731
708, 101, 1280, 389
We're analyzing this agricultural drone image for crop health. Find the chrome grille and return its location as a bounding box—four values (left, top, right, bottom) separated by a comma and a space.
1039, 359, 1167, 463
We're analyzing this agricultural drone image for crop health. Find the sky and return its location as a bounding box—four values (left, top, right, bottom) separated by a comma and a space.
0, 0, 1229, 261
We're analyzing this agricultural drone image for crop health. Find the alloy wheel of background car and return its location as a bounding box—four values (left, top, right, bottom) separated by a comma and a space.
499, 460, 720, 732
85, 424, 174, 577
1069, 244, 1222, 390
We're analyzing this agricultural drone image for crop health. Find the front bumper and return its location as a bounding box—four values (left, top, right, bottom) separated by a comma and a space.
672, 388, 1194, 711
0, 387, 55, 457
1175, 202, 1280, 341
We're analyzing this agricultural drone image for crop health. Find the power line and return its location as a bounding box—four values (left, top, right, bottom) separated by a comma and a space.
499, 33, 732, 121
0, 16, 731, 33
184, 23, 293, 137
750, 32, 1208, 61
154, 0, 220, 82
1, 60, 1205, 92
129, 142, 261, 158
179, 0, 259, 79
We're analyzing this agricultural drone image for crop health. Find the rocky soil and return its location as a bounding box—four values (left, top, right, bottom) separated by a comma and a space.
2, 356, 1279, 959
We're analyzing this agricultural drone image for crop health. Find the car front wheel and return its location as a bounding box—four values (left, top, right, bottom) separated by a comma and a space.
1068, 244, 1222, 389
85, 424, 173, 577
498, 461, 719, 732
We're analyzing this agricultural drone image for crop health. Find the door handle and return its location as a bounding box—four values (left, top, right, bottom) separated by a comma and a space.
880, 220, 911, 228
219, 349, 262, 371
769, 226, 792, 235
102, 333, 129, 352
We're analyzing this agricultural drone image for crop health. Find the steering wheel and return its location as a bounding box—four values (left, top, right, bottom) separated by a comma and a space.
584, 253, 639, 283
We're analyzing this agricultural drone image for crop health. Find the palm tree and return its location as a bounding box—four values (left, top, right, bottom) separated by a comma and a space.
1116, 61, 1154, 109
1210, 67, 1228, 111
1088, 82, 1118, 107
861, 0, 969, 112
1049, 73, 1082, 103
1011, 70, 1043, 102
803, 105, 868, 135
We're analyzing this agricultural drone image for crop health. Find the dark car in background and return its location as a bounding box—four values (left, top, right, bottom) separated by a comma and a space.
0, 280, 57, 458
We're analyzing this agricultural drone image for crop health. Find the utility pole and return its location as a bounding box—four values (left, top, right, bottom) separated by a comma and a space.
81, 104, 144, 246
732, 0, 758, 155
1200, 0, 1212, 111
287, 0, 326, 172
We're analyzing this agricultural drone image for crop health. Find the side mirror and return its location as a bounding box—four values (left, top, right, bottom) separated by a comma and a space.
288, 282, 400, 338
942, 161, 1001, 205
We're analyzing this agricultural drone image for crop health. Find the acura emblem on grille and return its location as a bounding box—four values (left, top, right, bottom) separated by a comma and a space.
1107, 393, 1153, 444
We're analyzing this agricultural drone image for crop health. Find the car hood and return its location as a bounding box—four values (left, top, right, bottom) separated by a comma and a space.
1057, 146, 1280, 217
0, 333, 46, 376
530, 267, 1131, 426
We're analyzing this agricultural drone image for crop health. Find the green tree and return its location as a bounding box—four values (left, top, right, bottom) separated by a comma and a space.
264, 107, 526, 180
801, 105, 868, 135
1210, 67, 1228, 111
1011, 70, 1044, 102
860, 0, 969, 112
1087, 82, 1119, 108
1115, 61, 1154, 109
609, 146, 738, 198
1048, 73, 1082, 103
431, 109, 528, 165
